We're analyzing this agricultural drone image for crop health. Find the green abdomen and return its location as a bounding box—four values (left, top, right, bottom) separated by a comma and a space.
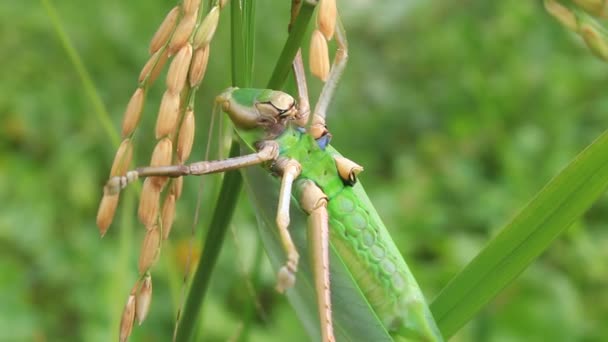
327, 186, 442, 341
327, 187, 409, 321
277, 126, 442, 341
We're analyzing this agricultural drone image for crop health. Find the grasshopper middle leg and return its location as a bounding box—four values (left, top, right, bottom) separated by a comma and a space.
274, 157, 303, 292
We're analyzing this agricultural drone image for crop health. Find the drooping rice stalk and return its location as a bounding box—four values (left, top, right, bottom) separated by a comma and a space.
94, 1, 228, 340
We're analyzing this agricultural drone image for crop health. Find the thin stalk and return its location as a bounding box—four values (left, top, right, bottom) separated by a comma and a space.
231, 0, 246, 86
266, 1, 316, 89
174, 144, 243, 342
40, 0, 120, 146
244, 1, 256, 86
43, 0, 143, 196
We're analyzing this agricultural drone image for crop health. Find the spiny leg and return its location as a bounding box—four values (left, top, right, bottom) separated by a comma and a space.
105, 140, 279, 195
310, 15, 348, 138
273, 158, 303, 292
293, 49, 311, 127
299, 180, 335, 342
293, 52, 327, 139
289, 0, 310, 128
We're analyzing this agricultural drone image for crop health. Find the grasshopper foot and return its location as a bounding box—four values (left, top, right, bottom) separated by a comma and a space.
276, 254, 298, 293
276, 265, 296, 293
105, 171, 139, 195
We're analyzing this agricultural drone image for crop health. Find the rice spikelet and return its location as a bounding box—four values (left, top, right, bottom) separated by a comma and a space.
189, 46, 210, 87
544, 0, 578, 31
177, 109, 195, 162
138, 178, 161, 227
136, 275, 153, 325
193, 6, 220, 48
166, 43, 193, 94
318, 0, 337, 40
96, 193, 119, 236
119, 292, 136, 342
149, 6, 180, 54
151, 138, 173, 188
573, 0, 608, 17
121, 88, 145, 137
139, 225, 161, 274
310, 29, 330, 81
161, 194, 177, 239
151, 138, 173, 167
171, 176, 183, 199
139, 49, 170, 85
581, 22, 608, 60
183, 0, 201, 15
169, 11, 198, 54
110, 138, 134, 177
156, 90, 181, 138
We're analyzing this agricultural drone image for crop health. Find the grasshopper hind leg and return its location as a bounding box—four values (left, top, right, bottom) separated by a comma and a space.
274, 159, 336, 342
298, 179, 335, 342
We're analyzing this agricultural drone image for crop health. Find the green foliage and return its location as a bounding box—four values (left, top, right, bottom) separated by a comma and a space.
432, 128, 608, 337
2, 0, 607, 341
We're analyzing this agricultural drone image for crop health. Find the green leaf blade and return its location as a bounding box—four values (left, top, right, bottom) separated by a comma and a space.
431, 129, 608, 338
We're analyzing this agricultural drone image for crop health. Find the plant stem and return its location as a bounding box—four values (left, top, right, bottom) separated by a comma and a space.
174, 143, 243, 342
267, 1, 316, 89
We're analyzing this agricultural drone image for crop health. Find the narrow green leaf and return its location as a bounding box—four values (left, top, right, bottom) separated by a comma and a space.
230, 0, 246, 86
41, 0, 120, 147
431, 129, 608, 338
244, 0, 256, 86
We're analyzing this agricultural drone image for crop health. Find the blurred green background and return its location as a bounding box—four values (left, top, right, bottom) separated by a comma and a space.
2, 0, 608, 341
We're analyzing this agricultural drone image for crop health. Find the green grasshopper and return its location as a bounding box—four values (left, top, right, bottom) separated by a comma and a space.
105, 8, 443, 339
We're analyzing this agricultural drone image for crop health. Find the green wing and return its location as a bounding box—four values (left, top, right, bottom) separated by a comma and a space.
240, 143, 393, 341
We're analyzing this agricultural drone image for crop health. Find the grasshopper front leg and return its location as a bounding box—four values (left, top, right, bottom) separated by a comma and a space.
99, 140, 280, 233
104, 141, 279, 195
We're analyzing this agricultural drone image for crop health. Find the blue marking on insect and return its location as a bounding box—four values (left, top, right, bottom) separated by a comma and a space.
316, 133, 332, 150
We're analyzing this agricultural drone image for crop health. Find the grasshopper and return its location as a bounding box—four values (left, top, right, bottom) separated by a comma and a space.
100, 1, 442, 341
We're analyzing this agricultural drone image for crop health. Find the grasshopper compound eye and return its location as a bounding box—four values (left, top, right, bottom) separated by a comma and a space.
255, 91, 298, 123
268, 92, 298, 118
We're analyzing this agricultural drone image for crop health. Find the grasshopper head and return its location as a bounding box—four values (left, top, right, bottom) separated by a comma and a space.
216, 87, 298, 130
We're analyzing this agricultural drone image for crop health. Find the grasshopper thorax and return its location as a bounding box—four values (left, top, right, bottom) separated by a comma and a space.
216, 87, 298, 134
